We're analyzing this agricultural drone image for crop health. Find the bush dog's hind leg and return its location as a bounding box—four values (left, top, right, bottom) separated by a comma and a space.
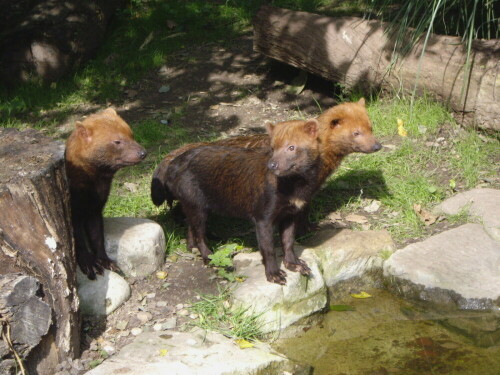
255, 219, 287, 285
182, 204, 213, 264
280, 217, 311, 276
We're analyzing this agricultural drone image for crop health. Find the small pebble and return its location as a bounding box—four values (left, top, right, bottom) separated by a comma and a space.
189, 314, 198, 320
163, 317, 177, 329
175, 303, 184, 310
137, 311, 153, 324
156, 301, 167, 308
153, 323, 164, 331
120, 330, 130, 337
177, 309, 189, 316
102, 345, 116, 356
116, 320, 128, 330
146, 292, 156, 299
131, 327, 143, 336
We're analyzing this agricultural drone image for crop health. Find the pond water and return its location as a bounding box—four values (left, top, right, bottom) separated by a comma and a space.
272, 290, 500, 375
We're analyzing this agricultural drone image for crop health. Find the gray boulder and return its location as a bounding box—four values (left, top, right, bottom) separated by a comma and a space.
76, 268, 131, 315
104, 217, 166, 278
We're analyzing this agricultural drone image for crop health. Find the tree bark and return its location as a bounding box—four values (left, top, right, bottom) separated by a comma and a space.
253, 6, 500, 132
0, 128, 80, 374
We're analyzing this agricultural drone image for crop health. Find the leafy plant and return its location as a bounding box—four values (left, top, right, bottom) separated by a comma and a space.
208, 243, 245, 282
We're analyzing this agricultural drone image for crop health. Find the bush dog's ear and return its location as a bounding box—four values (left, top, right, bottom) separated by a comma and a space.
357, 98, 366, 107
76, 121, 92, 142
303, 119, 319, 138
265, 121, 275, 136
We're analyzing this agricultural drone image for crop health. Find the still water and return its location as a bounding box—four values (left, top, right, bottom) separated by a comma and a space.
273, 290, 500, 375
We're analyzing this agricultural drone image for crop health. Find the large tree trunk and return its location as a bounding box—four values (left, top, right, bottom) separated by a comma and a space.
253, 6, 500, 132
0, 128, 80, 375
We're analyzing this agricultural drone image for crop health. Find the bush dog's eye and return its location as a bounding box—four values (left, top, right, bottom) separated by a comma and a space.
353, 131, 360, 136
288, 145, 295, 151
113, 140, 122, 145
331, 119, 341, 127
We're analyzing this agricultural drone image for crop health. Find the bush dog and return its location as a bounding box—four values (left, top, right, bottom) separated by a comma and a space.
151, 98, 382, 232
164, 119, 321, 284
65, 108, 147, 279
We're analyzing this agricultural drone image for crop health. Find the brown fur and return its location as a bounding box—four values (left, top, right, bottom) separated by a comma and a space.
164, 120, 321, 284
65, 108, 147, 279
151, 99, 381, 228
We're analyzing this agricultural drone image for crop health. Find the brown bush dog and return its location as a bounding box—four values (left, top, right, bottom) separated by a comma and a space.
164, 120, 322, 284
65, 108, 147, 279
151, 98, 381, 232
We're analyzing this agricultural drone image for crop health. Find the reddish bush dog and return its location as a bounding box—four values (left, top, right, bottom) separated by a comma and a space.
151, 99, 381, 232
164, 120, 321, 284
65, 108, 147, 279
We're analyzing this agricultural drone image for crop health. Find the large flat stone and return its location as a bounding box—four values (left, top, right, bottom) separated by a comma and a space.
77, 268, 131, 315
303, 229, 395, 287
434, 188, 500, 240
104, 217, 166, 278
231, 247, 327, 333
384, 223, 500, 309
85, 330, 308, 375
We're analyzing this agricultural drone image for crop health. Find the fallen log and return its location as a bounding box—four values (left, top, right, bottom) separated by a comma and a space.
253, 6, 500, 131
0, 128, 80, 375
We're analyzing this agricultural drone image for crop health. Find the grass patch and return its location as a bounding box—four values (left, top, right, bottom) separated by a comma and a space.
189, 289, 264, 341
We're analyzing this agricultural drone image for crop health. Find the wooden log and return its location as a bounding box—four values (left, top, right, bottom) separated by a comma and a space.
253, 6, 500, 131
0, 128, 80, 373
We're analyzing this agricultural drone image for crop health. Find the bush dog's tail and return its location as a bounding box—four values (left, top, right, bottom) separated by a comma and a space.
151, 160, 174, 207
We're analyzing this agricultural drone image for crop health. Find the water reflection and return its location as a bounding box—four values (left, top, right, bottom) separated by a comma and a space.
273, 290, 500, 375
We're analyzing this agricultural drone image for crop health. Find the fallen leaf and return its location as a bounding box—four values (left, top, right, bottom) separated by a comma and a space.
449, 179, 456, 190
350, 291, 372, 299
329, 304, 356, 311
235, 339, 255, 349
166, 20, 178, 29
124, 182, 138, 193
158, 85, 171, 93
327, 212, 342, 221
287, 70, 308, 95
156, 271, 168, 279
345, 214, 368, 224
397, 118, 408, 137
413, 203, 437, 226
363, 200, 381, 213
139, 31, 154, 51
159, 349, 168, 357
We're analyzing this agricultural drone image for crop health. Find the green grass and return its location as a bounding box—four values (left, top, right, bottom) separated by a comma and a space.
188, 288, 264, 341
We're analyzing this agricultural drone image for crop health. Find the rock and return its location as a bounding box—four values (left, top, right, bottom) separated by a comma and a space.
384, 224, 500, 309
102, 345, 116, 356
434, 188, 500, 240
104, 217, 166, 278
84, 330, 308, 375
303, 229, 395, 287
231, 247, 327, 333
163, 317, 177, 330
77, 268, 131, 316
137, 311, 153, 324
177, 309, 189, 316
131, 328, 143, 336
153, 324, 164, 331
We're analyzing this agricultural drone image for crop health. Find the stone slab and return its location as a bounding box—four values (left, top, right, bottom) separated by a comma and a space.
303, 229, 395, 287
434, 188, 500, 241
232, 247, 327, 334
85, 330, 304, 375
384, 223, 500, 307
